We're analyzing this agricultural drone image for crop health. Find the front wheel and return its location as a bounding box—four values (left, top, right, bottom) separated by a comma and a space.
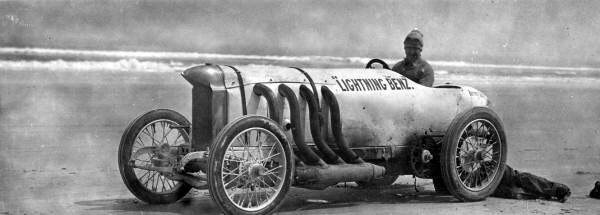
208, 115, 293, 215
118, 109, 192, 204
440, 107, 507, 201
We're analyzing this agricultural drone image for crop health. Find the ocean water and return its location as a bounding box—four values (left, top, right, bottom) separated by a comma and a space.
1, 47, 600, 82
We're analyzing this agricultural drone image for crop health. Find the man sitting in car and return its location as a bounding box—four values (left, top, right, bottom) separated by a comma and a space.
392, 29, 434, 87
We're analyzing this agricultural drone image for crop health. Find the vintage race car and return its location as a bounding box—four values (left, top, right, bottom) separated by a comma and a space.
118, 59, 507, 215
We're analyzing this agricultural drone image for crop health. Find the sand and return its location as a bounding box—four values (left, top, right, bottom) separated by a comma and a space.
1, 68, 600, 214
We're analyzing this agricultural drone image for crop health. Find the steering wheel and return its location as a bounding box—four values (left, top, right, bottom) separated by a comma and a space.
365, 58, 390, 70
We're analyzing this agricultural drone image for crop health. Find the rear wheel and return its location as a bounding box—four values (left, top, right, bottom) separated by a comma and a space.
118, 109, 192, 204
208, 115, 293, 215
432, 168, 449, 194
440, 107, 507, 201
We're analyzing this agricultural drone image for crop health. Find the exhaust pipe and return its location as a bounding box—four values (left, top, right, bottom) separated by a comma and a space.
279, 84, 327, 167
322, 86, 364, 164
253, 83, 281, 123
294, 163, 385, 190
299, 85, 344, 164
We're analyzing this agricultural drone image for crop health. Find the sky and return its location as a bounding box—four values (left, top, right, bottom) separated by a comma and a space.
1, 0, 599, 67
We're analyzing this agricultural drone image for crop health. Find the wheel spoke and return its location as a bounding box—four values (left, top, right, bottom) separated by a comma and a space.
143, 171, 155, 187
485, 159, 499, 165
259, 179, 275, 196
262, 145, 276, 164
262, 165, 282, 176
161, 125, 175, 146
151, 124, 157, 145
240, 136, 256, 161
462, 171, 472, 184
160, 175, 166, 192
160, 122, 166, 144
224, 171, 247, 187
487, 140, 498, 147
172, 132, 183, 145
243, 182, 251, 207
154, 173, 162, 192
137, 170, 151, 183
135, 136, 145, 147
257, 131, 263, 161
223, 163, 242, 174
260, 152, 281, 163
477, 123, 485, 138
223, 172, 241, 177
142, 129, 162, 146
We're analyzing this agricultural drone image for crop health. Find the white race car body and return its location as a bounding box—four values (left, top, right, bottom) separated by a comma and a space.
207, 65, 488, 151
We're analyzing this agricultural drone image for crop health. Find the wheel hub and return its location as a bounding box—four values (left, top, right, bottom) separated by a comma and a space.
474, 150, 486, 161
248, 163, 267, 179
460, 137, 490, 173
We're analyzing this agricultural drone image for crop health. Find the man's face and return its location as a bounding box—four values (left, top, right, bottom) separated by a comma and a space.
404, 47, 421, 62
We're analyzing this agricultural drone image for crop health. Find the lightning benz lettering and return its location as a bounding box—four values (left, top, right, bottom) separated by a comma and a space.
332, 76, 413, 92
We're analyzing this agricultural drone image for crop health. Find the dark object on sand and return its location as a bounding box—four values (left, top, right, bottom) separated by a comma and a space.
492, 165, 570, 203
590, 181, 600, 199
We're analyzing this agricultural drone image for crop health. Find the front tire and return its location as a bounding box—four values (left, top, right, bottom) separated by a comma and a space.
208, 115, 293, 215
118, 109, 192, 204
440, 107, 507, 201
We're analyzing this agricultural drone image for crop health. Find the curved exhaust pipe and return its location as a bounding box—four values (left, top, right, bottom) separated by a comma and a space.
253, 83, 281, 123
299, 85, 344, 164
278, 84, 327, 167
321, 86, 364, 164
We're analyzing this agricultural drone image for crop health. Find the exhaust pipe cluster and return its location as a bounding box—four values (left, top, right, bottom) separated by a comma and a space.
253, 82, 385, 189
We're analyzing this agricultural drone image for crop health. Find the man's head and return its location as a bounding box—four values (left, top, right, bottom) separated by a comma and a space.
403, 29, 423, 63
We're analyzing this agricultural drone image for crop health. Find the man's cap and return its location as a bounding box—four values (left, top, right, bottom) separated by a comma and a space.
404, 29, 423, 50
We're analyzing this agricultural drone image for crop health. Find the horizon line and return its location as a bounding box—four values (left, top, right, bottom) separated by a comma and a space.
1, 47, 599, 72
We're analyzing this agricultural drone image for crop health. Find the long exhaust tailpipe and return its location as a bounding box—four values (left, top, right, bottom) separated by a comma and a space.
294, 162, 385, 189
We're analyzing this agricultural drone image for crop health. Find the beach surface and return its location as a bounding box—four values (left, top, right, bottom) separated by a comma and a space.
1, 53, 600, 214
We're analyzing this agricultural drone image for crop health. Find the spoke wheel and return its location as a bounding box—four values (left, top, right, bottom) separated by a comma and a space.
208, 115, 293, 215
455, 119, 501, 191
118, 109, 192, 204
440, 107, 507, 201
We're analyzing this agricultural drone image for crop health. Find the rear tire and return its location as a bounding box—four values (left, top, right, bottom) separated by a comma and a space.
432, 173, 449, 194
440, 107, 507, 201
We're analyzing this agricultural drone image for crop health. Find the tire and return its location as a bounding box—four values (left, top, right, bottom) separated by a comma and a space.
431, 146, 450, 194
118, 109, 192, 204
440, 107, 507, 201
208, 115, 293, 215
432, 172, 450, 194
